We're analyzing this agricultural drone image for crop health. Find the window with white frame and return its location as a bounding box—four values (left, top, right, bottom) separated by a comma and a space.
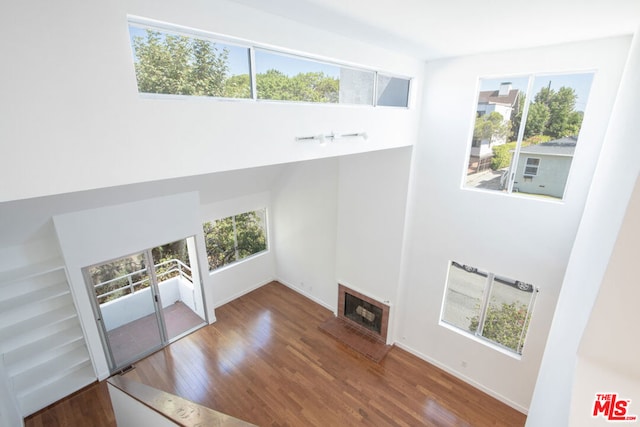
127, 18, 411, 108
202, 209, 268, 271
254, 49, 375, 105
376, 74, 410, 107
441, 261, 537, 355
464, 73, 594, 200
128, 23, 252, 99
524, 158, 540, 176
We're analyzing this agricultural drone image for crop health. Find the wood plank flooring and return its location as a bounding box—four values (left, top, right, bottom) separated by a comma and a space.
26, 281, 526, 426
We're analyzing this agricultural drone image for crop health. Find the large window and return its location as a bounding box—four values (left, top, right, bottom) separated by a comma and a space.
127, 18, 410, 108
464, 73, 594, 200
441, 261, 537, 355
129, 23, 252, 99
202, 209, 268, 271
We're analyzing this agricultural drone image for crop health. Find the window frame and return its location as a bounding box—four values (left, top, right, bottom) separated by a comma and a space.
202, 208, 269, 273
463, 71, 595, 201
128, 18, 254, 101
127, 16, 411, 108
440, 261, 538, 357
523, 157, 541, 177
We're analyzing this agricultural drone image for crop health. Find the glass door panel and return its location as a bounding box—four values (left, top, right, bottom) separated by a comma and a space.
152, 238, 206, 341
86, 251, 163, 371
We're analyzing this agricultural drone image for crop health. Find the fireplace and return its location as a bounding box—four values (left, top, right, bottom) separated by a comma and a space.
337, 284, 390, 343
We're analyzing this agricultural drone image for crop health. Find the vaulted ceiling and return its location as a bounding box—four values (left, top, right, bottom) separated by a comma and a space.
230, 0, 640, 60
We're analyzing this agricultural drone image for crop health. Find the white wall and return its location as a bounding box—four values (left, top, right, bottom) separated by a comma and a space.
336, 148, 412, 341
271, 148, 413, 316
271, 158, 339, 309
0, 0, 423, 204
53, 192, 206, 379
0, 360, 23, 427
199, 192, 276, 308
397, 37, 631, 412
568, 176, 640, 426
528, 30, 640, 427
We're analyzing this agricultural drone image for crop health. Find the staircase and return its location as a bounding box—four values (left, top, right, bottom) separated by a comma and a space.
0, 259, 95, 417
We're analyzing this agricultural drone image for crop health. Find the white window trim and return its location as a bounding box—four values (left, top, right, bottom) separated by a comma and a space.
524, 157, 541, 176
127, 15, 412, 108
203, 209, 269, 272
440, 261, 538, 356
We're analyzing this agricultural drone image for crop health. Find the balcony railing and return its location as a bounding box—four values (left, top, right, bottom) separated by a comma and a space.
94, 259, 192, 304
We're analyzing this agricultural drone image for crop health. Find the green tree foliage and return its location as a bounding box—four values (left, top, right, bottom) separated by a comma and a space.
90, 241, 190, 304
524, 85, 582, 139
223, 74, 251, 98
132, 30, 341, 102
469, 302, 531, 354
474, 112, 511, 143
491, 142, 517, 170
132, 29, 239, 97
523, 102, 551, 137
203, 211, 267, 270
257, 69, 339, 102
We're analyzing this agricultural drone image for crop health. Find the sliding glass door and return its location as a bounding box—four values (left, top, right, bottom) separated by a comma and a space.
84, 237, 206, 372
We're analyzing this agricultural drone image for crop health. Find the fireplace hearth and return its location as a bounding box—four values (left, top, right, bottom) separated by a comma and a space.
318, 284, 392, 362
338, 284, 390, 342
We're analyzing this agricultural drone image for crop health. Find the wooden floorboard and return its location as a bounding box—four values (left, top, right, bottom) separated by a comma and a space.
25, 281, 526, 426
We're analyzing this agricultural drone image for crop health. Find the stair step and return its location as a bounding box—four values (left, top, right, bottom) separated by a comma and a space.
12, 345, 91, 395
0, 295, 73, 331
17, 363, 95, 417
0, 281, 70, 314
0, 303, 79, 354
0, 259, 64, 285
4, 325, 85, 376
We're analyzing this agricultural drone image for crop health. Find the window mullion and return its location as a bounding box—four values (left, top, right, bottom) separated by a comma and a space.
232, 216, 239, 262
249, 47, 257, 100
516, 287, 538, 353
507, 75, 535, 194
476, 273, 495, 338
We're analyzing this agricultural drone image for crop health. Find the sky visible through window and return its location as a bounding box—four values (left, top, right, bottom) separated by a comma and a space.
480, 73, 594, 112
127, 22, 408, 106
129, 26, 340, 78
128, 26, 251, 76
255, 50, 340, 77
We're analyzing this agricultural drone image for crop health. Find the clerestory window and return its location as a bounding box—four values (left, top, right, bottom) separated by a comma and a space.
127, 18, 411, 108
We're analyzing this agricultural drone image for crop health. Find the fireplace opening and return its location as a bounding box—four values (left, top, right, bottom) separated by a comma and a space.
319, 284, 392, 362
337, 284, 390, 343
344, 292, 383, 334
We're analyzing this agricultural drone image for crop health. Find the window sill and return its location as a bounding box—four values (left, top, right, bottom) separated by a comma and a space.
439, 320, 523, 360
208, 250, 270, 276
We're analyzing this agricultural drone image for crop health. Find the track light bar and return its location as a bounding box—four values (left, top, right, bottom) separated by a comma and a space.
295, 131, 368, 142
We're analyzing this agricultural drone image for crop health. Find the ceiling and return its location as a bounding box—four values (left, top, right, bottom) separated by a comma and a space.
229, 0, 640, 60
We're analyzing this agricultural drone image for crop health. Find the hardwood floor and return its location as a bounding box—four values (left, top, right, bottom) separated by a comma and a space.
26, 281, 526, 426
25, 381, 115, 427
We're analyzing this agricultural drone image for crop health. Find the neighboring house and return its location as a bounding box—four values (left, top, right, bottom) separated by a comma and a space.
511, 136, 577, 198
469, 82, 520, 172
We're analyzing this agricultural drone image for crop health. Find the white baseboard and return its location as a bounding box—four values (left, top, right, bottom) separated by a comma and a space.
213, 278, 275, 309
276, 278, 335, 312
393, 342, 529, 415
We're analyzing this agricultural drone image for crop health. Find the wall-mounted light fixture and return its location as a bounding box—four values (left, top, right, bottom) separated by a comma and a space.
295, 131, 368, 144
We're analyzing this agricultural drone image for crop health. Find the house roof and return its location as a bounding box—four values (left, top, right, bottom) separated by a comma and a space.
519, 136, 578, 156
477, 89, 519, 107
